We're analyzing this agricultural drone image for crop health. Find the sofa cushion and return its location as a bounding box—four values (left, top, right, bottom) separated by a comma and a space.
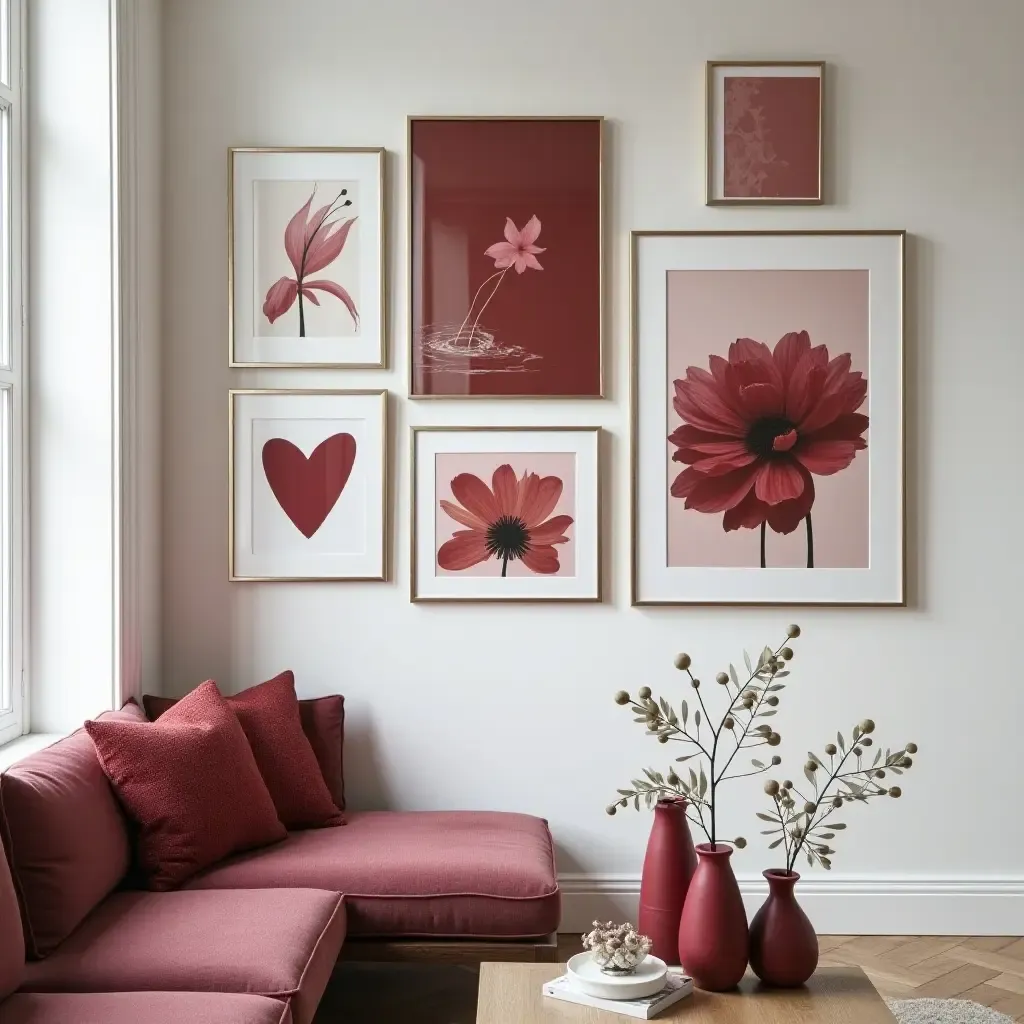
186, 810, 560, 939
0, 703, 146, 958
20, 888, 345, 1024
0, 834, 22, 999
86, 681, 287, 890
0, 992, 292, 1024
145, 689, 346, 812
222, 672, 342, 829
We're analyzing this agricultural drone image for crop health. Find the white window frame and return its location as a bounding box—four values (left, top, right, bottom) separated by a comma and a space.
0, 0, 25, 747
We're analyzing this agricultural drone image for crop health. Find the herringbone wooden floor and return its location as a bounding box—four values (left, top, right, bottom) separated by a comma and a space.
318, 934, 1024, 1022
818, 935, 1024, 1021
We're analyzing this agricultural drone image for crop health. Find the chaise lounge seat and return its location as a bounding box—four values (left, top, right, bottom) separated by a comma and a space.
184, 810, 560, 941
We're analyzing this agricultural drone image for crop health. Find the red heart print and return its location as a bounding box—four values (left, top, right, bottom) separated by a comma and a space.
261, 433, 357, 539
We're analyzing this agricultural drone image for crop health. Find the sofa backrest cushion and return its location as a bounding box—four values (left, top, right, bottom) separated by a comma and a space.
0, 702, 146, 959
0, 831, 23, 998
145, 686, 346, 811
298, 695, 345, 811
86, 681, 287, 891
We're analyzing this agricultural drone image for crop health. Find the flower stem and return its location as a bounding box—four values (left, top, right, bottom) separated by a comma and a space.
805, 513, 814, 569
465, 267, 509, 345
453, 270, 505, 347
298, 287, 305, 337
760, 521, 766, 569
501, 550, 509, 577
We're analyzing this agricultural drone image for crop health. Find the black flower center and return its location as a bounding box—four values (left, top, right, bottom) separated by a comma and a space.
746, 416, 797, 459
485, 515, 530, 564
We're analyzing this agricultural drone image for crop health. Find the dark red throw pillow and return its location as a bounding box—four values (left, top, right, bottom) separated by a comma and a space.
225, 672, 343, 829
144, 681, 346, 818
85, 682, 286, 890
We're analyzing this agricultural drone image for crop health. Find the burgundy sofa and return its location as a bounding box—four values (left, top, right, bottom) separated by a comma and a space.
0, 706, 560, 1023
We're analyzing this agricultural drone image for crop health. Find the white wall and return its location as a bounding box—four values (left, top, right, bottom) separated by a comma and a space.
161, 0, 1024, 932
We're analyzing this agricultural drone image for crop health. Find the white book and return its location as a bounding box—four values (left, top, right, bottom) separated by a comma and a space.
542, 971, 693, 1019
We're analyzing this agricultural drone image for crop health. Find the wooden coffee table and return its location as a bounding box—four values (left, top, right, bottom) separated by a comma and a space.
476, 964, 895, 1022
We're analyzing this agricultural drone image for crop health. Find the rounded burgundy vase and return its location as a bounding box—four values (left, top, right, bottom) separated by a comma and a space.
677, 843, 748, 991
749, 870, 819, 987
637, 798, 697, 964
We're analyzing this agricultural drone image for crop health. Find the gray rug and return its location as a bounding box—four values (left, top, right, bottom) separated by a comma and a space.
888, 998, 1015, 1023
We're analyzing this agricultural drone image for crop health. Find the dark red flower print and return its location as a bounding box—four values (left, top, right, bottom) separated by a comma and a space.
437, 464, 573, 577
668, 331, 868, 556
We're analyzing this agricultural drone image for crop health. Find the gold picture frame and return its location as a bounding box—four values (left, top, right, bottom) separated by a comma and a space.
229, 389, 389, 582
228, 147, 387, 368
705, 61, 825, 206
630, 230, 906, 606
411, 425, 603, 602
407, 116, 605, 399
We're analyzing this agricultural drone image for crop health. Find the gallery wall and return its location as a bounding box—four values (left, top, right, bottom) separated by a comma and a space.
161, 0, 1024, 931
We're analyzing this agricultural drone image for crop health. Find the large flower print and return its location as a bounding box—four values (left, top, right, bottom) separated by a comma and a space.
668, 331, 868, 567
438, 465, 573, 577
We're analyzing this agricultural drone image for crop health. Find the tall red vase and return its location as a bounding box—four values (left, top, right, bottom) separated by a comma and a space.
637, 798, 697, 965
749, 870, 818, 987
677, 843, 748, 990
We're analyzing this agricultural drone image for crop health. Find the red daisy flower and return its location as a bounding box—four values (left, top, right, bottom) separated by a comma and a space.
669, 331, 868, 541
437, 465, 574, 577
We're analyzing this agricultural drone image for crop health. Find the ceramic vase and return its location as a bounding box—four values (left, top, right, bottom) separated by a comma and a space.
637, 798, 697, 965
749, 869, 819, 987
676, 842, 748, 990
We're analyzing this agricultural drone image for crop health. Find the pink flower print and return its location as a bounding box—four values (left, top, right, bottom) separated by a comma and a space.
484, 216, 546, 274
262, 186, 359, 336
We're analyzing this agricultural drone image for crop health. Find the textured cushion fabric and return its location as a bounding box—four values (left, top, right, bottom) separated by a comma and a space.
0, 703, 146, 958
297, 695, 345, 811
186, 810, 561, 939
144, 688, 346, 812
0, 836, 22, 999
20, 888, 345, 1024
0, 991, 292, 1024
85, 681, 287, 890
225, 672, 342, 829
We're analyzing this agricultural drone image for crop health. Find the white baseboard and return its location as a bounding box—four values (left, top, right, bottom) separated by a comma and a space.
558, 874, 1024, 936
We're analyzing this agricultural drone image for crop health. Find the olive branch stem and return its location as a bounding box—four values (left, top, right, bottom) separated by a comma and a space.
609, 628, 799, 850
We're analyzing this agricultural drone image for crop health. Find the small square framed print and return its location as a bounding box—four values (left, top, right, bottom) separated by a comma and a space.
229, 147, 386, 367
230, 390, 387, 581
411, 427, 602, 602
706, 61, 824, 205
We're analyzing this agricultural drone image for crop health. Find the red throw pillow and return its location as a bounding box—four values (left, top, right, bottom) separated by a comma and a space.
226, 671, 343, 829
85, 682, 286, 890
144, 678, 346, 822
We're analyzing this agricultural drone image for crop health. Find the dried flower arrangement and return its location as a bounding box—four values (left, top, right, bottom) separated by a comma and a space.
607, 626, 801, 848
581, 920, 653, 974
759, 724, 917, 873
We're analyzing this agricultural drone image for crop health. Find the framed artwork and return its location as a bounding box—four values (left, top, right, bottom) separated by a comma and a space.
409, 117, 604, 398
229, 147, 386, 367
706, 61, 824, 205
230, 390, 387, 581
631, 230, 905, 606
411, 427, 602, 602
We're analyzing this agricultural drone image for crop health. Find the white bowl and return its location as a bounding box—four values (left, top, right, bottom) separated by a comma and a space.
566, 952, 668, 1000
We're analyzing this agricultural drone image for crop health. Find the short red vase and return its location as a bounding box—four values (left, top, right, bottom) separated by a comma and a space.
637, 798, 697, 965
677, 843, 749, 991
749, 869, 818, 987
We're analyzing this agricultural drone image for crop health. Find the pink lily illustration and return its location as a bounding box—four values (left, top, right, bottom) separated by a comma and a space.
453, 215, 545, 346
262, 186, 359, 337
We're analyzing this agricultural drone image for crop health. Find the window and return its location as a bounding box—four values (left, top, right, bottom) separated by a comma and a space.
0, 0, 22, 746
